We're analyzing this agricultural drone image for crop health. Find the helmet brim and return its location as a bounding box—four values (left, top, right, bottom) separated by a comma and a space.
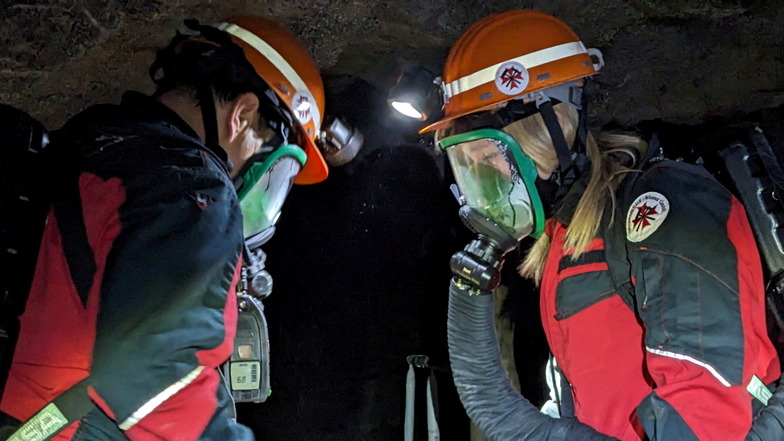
293, 136, 329, 184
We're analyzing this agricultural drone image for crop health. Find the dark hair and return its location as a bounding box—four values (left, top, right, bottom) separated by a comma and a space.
149, 20, 267, 103
149, 20, 299, 145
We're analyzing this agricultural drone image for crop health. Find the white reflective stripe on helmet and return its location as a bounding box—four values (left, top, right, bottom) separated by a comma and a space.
214, 22, 322, 129
118, 366, 205, 430
443, 41, 589, 100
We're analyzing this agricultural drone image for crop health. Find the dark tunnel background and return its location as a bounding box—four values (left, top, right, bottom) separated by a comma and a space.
237, 75, 481, 441
234, 73, 784, 441
237, 75, 556, 441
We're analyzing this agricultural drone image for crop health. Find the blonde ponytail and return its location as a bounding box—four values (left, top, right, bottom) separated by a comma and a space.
509, 104, 647, 283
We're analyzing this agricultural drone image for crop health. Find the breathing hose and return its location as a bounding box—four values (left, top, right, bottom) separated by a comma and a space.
446, 278, 618, 441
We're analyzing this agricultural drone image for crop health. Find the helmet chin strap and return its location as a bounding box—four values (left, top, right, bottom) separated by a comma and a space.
196, 85, 223, 156
533, 86, 593, 208
535, 92, 579, 187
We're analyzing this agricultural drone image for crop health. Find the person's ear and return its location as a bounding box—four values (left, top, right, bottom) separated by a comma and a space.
227, 92, 260, 142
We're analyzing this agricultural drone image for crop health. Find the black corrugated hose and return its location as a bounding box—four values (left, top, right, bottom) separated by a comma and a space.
446, 279, 619, 441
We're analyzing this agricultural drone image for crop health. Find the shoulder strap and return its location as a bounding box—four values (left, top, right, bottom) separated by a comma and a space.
0, 106, 51, 402
720, 125, 784, 356
721, 126, 784, 281
0, 116, 96, 416
602, 178, 636, 307
51, 177, 96, 307
601, 134, 664, 308
4, 379, 93, 441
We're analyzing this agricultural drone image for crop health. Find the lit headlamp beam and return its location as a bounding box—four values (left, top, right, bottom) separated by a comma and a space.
391, 101, 425, 120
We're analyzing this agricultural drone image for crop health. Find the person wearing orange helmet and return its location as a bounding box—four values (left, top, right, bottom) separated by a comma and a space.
432, 9, 782, 441
0, 15, 336, 440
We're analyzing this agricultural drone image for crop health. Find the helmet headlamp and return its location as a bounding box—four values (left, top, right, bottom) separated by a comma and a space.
387, 66, 441, 122
317, 116, 364, 167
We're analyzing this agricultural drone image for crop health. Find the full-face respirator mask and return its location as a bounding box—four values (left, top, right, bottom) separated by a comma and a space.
439, 128, 545, 292
438, 81, 591, 293
233, 114, 362, 299
225, 99, 363, 404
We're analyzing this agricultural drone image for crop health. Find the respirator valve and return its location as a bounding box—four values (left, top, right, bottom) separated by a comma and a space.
244, 246, 273, 299
449, 205, 519, 293
450, 235, 507, 293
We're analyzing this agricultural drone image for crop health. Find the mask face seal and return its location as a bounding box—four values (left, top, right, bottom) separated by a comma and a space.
439, 128, 545, 241
235, 144, 307, 249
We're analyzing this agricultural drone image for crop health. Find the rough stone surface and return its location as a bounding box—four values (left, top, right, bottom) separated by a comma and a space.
0, 1, 782, 128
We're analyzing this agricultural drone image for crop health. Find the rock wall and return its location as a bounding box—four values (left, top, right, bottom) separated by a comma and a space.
1, 1, 782, 128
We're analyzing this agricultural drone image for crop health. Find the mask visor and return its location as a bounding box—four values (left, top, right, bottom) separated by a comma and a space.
439, 129, 544, 240
237, 144, 307, 245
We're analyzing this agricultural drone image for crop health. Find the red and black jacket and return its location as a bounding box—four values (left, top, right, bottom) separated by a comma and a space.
0, 92, 254, 440
540, 158, 780, 440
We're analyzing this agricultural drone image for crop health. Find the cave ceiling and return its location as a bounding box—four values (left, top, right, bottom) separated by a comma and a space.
0, 0, 782, 131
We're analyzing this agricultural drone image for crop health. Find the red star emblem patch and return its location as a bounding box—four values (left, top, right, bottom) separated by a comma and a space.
500, 67, 525, 90
494, 61, 529, 95
626, 192, 670, 242
631, 203, 660, 232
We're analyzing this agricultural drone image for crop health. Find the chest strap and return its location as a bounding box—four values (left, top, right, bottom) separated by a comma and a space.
5, 378, 92, 441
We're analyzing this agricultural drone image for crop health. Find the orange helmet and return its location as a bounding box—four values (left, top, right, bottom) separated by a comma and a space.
214, 15, 328, 184
421, 10, 603, 133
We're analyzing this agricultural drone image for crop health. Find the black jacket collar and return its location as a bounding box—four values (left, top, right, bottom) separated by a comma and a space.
120, 91, 229, 164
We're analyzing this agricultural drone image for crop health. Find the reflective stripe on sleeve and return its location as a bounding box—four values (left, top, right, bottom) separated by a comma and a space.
118, 366, 205, 431
646, 346, 731, 387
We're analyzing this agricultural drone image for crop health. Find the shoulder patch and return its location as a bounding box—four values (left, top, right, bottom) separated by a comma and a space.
626, 191, 670, 242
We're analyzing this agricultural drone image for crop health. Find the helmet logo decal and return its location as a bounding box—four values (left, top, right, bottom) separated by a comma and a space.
292, 90, 314, 125
626, 191, 669, 242
495, 61, 529, 95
